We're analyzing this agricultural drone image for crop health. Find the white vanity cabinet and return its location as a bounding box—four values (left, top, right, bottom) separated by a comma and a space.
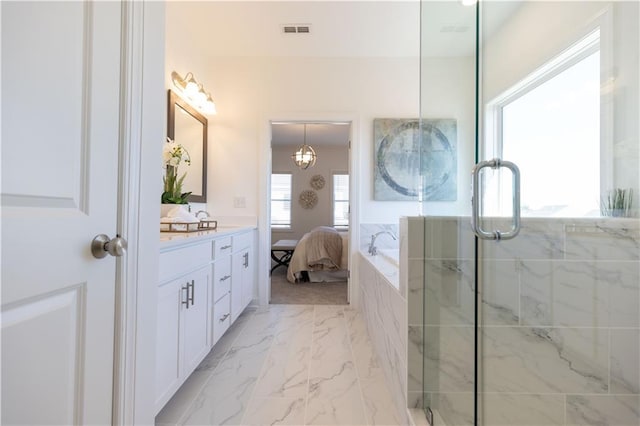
231, 231, 255, 321
211, 236, 233, 345
155, 241, 212, 413
156, 226, 256, 415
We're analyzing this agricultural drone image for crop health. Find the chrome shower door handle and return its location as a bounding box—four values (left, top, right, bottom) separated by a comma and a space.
471, 158, 521, 241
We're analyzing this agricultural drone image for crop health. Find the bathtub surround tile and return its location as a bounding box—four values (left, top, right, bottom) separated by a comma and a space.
360, 223, 399, 253
610, 329, 640, 394
481, 326, 609, 394
566, 394, 640, 426
357, 251, 410, 423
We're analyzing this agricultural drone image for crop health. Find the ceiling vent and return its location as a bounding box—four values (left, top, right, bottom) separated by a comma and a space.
282, 24, 312, 34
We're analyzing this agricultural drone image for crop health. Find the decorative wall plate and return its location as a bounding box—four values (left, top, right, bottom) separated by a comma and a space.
299, 189, 318, 209
310, 174, 326, 190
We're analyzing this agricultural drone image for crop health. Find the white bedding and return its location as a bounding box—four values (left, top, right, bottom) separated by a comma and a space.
287, 229, 349, 283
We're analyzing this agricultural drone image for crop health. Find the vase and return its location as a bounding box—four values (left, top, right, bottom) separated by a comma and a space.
160, 203, 189, 218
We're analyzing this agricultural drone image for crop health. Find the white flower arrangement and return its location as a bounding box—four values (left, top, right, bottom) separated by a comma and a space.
162, 137, 192, 204
163, 137, 191, 167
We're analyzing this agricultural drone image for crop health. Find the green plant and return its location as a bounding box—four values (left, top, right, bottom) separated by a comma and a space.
161, 137, 191, 204
601, 188, 633, 217
162, 165, 192, 204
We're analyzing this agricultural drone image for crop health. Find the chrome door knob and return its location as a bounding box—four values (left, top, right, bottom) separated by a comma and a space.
92, 234, 128, 259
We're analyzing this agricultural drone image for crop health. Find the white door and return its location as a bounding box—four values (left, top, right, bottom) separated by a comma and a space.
1, 2, 123, 424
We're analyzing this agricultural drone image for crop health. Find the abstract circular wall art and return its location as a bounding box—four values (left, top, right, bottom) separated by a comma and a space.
373, 118, 457, 201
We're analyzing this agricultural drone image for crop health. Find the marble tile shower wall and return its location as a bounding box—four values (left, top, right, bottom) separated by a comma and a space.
409, 217, 640, 425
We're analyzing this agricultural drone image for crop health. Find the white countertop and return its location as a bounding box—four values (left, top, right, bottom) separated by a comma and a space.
159, 225, 256, 250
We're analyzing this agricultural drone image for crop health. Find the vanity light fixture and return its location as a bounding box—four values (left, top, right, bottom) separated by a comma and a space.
291, 124, 317, 170
171, 71, 217, 115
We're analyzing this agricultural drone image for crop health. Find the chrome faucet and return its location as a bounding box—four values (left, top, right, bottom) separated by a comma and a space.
368, 231, 397, 256
195, 210, 210, 220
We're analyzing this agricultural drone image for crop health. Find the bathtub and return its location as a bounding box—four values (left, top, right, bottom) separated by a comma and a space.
357, 248, 408, 424
360, 248, 399, 289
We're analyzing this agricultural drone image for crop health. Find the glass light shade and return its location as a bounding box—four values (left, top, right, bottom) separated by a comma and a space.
291, 144, 317, 169
195, 86, 207, 104
185, 74, 199, 96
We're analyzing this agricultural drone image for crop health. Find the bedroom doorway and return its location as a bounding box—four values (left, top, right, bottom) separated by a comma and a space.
269, 121, 351, 305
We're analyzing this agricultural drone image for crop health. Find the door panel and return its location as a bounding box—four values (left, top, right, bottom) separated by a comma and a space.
420, 1, 639, 425
1, 1, 122, 424
477, 2, 640, 426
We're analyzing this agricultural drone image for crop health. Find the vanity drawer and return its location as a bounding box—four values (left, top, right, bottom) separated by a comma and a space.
159, 242, 210, 283
213, 236, 233, 260
212, 292, 231, 344
232, 231, 252, 251
212, 257, 232, 303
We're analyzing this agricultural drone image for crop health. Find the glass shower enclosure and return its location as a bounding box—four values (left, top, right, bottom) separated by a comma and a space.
419, 1, 639, 425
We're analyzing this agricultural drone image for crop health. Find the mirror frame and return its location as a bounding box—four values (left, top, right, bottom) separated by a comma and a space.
167, 89, 208, 203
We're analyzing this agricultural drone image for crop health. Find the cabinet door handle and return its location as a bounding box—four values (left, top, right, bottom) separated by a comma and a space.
220, 275, 231, 282
181, 284, 189, 309
219, 313, 230, 322
221, 244, 232, 250
243, 252, 248, 268
188, 280, 195, 307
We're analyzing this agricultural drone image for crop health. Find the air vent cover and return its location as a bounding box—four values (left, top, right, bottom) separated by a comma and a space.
281, 24, 312, 34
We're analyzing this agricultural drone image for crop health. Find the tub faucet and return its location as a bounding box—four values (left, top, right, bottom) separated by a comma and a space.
368, 231, 397, 256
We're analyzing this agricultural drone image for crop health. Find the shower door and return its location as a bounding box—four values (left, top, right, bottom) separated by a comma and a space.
421, 1, 640, 425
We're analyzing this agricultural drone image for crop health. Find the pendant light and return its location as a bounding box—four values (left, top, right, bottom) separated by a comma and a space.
291, 124, 317, 169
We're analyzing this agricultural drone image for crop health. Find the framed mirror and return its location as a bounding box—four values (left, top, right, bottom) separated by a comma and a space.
167, 89, 207, 203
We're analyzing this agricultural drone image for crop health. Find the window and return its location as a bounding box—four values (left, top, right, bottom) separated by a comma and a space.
485, 29, 601, 218
271, 173, 292, 228
333, 173, 349, 228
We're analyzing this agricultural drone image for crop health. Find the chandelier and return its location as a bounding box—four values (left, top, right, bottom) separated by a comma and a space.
291, 124, 317, 169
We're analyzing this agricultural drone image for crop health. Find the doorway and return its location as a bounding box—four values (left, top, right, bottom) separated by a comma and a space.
268, 121, 351, 305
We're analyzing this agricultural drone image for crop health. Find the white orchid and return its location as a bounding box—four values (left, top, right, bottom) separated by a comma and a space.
162, 137, 192, 204
163, 137, 191, 167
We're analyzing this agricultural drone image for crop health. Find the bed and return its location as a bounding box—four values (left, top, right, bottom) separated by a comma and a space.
287, 226, 349, 283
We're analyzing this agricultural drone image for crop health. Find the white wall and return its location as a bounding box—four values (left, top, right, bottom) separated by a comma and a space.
200, 56, 422, 225
272, 144, 348, 242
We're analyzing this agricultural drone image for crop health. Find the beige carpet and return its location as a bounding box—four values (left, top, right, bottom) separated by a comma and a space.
269, 267, 348, 305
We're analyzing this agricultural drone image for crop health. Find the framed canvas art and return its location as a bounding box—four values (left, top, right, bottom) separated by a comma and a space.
373, 118, 457, 201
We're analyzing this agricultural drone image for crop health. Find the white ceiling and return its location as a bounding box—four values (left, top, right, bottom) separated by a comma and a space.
168, 1, 420, 58
271, 122, 350, 147
167, 1, 521, 58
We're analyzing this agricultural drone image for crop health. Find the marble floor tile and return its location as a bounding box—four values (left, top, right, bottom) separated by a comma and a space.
154, 304, 403, 426
241, 397, 306, 425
